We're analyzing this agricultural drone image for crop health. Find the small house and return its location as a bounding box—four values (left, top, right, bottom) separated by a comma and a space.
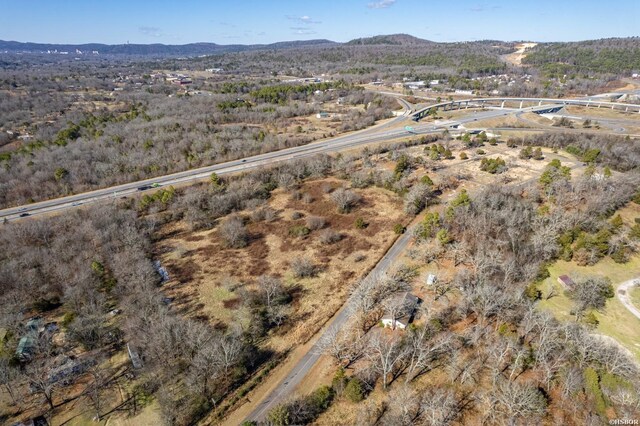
381, 292, 420, 330
557, 275, 575, 289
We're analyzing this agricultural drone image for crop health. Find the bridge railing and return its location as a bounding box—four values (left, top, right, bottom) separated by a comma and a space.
411, 97, 640, 121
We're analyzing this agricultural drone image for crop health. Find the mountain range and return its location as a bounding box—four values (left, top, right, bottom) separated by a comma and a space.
0, 34, 436, 56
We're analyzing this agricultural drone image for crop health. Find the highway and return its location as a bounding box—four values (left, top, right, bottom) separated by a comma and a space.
0, 98, 411, 222
241, 123, 592, 423
245, 222, 416, 422
2, 95, 638, 223
0, 97, 535, 222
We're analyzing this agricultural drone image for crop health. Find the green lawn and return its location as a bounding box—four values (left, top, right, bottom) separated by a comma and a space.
631, 286, 640, 312
537, 255, 640, 360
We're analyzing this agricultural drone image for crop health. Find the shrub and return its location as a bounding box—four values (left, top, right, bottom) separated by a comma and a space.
267, 404, 291, 426
393, 223, 406, 234
331, 188, 361, 213
480, 156, 507, 174
355, 218, 368, 229
210, 172, 224, 188
420, 174, 434, 186
584, 367, 607, 415
308, 385, 334, 411
252, 206, 277, 222
394, 155, 411, 178
476, 149, 485, 155
306, 216, 326, 230
289, 225, 311, 237
436, 229, 451, 245
459, 152, 468, 160
353, 253, 366, 262
583, 311, 599, 327
291, 211, 304, 220
344, 378, 365, 403
318, 229, 342, 244
404, 183, 431, 215
519, 146, 533, 159
533, 147, 544, 160
61, 311, 76, 328
291, 256, 317, 278
610, 247, 629, 264
219, 215, 248, 248
33, 296, 62, 312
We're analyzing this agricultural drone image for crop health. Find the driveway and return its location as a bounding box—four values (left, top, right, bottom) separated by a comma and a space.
617, 277, 640, 320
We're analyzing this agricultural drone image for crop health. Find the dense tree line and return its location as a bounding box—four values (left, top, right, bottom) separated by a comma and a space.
524, 38, 640, 76
295, 170, 640, 425
0, 73, 396, 208
517, 132, 640, 172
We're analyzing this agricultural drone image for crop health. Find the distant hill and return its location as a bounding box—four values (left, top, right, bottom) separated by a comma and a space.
522, 37, 640, 75
345, 34, 433, 46
0, 39, 338, 57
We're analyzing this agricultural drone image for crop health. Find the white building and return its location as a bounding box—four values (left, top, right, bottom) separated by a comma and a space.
381, 292, 419, 330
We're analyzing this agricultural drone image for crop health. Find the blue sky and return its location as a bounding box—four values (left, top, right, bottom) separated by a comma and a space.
1, 0, 638, 44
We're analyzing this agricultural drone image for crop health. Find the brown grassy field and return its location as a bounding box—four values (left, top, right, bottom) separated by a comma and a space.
155, 178, 410, 353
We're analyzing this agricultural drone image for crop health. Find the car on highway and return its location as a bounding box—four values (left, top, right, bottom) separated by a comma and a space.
18, 207, 28, 212
151, 183, 161, 188
137, 185, 152, 191
19, 212, 30, 217
71, 202, 83, 206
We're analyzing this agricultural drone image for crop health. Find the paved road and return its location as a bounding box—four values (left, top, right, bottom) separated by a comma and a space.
245, 224, 416, 422
0, 98, 536, 223
0, 99, 412, 222
617, 278, 640, 320
3, 94, 637, 223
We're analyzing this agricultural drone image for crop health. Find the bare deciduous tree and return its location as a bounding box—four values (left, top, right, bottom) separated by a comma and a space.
219, 214, 248, 248
330, 188, 360, 213
290, 256, 317, 278
366, 333, 408, 389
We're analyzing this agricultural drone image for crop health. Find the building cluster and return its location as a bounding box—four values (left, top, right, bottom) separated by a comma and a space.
165, 73, 193, 85
283, 77, 325, 83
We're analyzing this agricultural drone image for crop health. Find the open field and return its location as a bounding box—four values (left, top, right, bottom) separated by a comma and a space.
156, 178, 409, 353
502, 42, 538, 66
565, 105, 640, 121
538, 255, 640, 360
632, 286, 640, 311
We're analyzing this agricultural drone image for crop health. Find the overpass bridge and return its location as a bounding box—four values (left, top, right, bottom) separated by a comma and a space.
412, 97, 640, 121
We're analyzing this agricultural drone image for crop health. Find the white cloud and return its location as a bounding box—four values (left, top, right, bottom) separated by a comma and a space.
139, 26, 164, 37
286, 15, 321, 24
290, 27, 317, 35
470, 4, 501, 12
367, 0, 396, 9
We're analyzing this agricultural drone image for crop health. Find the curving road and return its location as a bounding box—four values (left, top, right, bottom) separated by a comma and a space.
617, 278, 640, 320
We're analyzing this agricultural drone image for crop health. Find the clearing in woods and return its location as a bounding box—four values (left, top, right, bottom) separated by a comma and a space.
155, 178, 409, 353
